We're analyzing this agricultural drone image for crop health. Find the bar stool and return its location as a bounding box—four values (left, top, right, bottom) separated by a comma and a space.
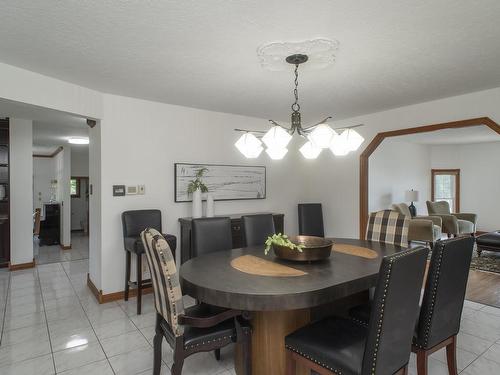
122, 209, 176, 315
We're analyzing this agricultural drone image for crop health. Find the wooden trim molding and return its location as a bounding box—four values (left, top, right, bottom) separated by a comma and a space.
33, 146, 63, 158
87, 273, 152, 304
60, 244, 72, 250
359, 117, 500, 239
9, 259, 35, 271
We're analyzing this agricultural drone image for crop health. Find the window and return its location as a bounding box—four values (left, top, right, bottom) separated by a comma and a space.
70, 178, 80, 198
431, 169, 460, 213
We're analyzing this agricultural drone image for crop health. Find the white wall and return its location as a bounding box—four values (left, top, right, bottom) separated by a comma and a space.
10, 118, 34, 265
33, 157, 56, 211
99, 93, 305, 293
55, 147, 71, 247
369, 140, 431, 214
303, 87, 500, 238
71, 146, 89, 231
430, 142, 500, 232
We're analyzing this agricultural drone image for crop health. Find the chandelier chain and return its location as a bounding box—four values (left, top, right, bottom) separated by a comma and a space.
291, 64, 300, 112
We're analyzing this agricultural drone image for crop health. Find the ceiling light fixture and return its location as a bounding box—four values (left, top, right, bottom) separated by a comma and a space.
68, 137, 89, 145
235, 46, 364, 160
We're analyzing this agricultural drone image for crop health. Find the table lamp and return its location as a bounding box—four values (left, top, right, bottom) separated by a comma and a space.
405, 189, 419, 217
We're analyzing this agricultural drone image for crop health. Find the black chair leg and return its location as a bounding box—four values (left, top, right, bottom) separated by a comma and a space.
153, 332, 163, 375
243, 332, 252, 375
172, 342, 185, 375
214, 348, 221, 361
124, 251, 131, 301
137, 254, 142, 315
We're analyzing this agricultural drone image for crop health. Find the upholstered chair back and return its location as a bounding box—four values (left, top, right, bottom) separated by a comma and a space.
391, 203, 412, 217
362, 247, 429, 375
366, 210, 409, 247
123, 209, 162, 237
241, 214, 276, 247
298, 203, 325, 237
141, 228, 185, 337
426, 201, 451, 215
192, 217, 232, 257
415, 236, 474, 349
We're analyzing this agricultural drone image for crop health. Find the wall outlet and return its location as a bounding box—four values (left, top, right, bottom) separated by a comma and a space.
138, 185, 145, 195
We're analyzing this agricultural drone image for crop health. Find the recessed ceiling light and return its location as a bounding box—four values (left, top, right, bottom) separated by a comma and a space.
68, 137, 89, 145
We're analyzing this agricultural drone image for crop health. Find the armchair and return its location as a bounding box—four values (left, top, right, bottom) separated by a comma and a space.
426, 201, 477, 237
392, 203, 442, 247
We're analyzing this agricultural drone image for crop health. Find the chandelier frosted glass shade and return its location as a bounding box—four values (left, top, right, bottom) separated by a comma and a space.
329, 131, 350, 156
262, 126, 292, 149
343, 129, 365, 151
265, 147, 288, 160
234, 133, 263, 158
299, 141, 322, 159
308, 124, 336, 149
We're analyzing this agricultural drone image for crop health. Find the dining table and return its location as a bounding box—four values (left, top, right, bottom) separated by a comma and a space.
180, 237, 405, 375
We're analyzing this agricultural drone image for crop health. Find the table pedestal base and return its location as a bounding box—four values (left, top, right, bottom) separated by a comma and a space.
235, 309, 310, 375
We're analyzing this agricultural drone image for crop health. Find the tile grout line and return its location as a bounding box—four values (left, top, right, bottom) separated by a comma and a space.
36, 266, 58, 373
60, 262, 117, 375
459, 334, 500, 373
0, 271, 12, 346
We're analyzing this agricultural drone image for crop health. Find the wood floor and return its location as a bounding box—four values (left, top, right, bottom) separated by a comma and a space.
466, 269, 500, 308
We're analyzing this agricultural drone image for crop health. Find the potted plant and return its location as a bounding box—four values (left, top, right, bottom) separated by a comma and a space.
187, 167, 208, 218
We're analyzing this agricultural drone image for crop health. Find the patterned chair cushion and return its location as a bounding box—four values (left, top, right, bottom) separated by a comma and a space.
141, 228, 185, 336
366, 210, 409, 247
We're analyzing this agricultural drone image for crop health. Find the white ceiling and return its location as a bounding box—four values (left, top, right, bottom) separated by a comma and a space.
1, 1, 500, 122
391, 126, 500, 145
0, 98, 88, 154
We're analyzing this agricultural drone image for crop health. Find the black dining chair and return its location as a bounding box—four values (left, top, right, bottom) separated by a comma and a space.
241, 213, 275, 247
141, 228, 252, 375
192, 217, 232, 257
285, 246, 429, 375
122, 209, 177, 315
351, 236, 474, 375
298, 203, 325, 237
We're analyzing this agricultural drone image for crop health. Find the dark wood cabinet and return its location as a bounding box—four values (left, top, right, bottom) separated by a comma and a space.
178, 213, 284, 264
0, 119, 9, 267
39, 203, 61, 246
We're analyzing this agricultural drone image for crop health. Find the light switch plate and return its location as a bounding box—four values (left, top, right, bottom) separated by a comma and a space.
126, 186, 138, 195
138, 185, 145, 195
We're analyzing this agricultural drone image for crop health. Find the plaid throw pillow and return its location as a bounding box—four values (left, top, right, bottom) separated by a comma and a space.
141, 228, 185, 336
366, 210, 409, 247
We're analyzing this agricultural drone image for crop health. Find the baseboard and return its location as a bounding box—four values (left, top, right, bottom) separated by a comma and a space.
9, 259, 36, 271
87, 273, 153, 304
60, 244, 72, 250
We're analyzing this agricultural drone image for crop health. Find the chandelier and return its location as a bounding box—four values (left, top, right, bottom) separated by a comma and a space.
234, 52, 364, 160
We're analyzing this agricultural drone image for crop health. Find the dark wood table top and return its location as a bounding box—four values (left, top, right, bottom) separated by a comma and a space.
180, 238, 405, 311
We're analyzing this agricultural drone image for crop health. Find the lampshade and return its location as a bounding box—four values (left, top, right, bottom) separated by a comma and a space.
262, 126, 292, 149
405, 190, 419, 202
299, 141, 322, 159
344, 129, 364, 151
329, 131, 350, 156
308, 124, 336, 149
235, 133, 263, 158
265, 147, 288, 160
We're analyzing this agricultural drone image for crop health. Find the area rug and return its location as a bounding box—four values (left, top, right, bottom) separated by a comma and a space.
469, 248, 500, 274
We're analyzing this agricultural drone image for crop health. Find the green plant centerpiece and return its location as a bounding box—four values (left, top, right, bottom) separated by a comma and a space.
187, 167, 209, 194
264, 233, 304, 255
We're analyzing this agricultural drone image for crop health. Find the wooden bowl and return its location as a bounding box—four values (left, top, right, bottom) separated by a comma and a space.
273, 236, 333, 262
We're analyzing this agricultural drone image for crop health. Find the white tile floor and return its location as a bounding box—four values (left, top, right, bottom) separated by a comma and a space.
0, 259, 499, 375
34, 233, 89, 265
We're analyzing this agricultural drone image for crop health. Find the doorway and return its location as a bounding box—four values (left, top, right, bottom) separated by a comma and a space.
431, 169, 460, 213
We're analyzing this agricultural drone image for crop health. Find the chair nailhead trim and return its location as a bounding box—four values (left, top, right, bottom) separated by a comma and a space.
184, 335, 232, 350
285, 345, 342, 374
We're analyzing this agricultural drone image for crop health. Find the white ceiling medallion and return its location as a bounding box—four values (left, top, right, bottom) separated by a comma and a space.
257, 38, 339, 71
